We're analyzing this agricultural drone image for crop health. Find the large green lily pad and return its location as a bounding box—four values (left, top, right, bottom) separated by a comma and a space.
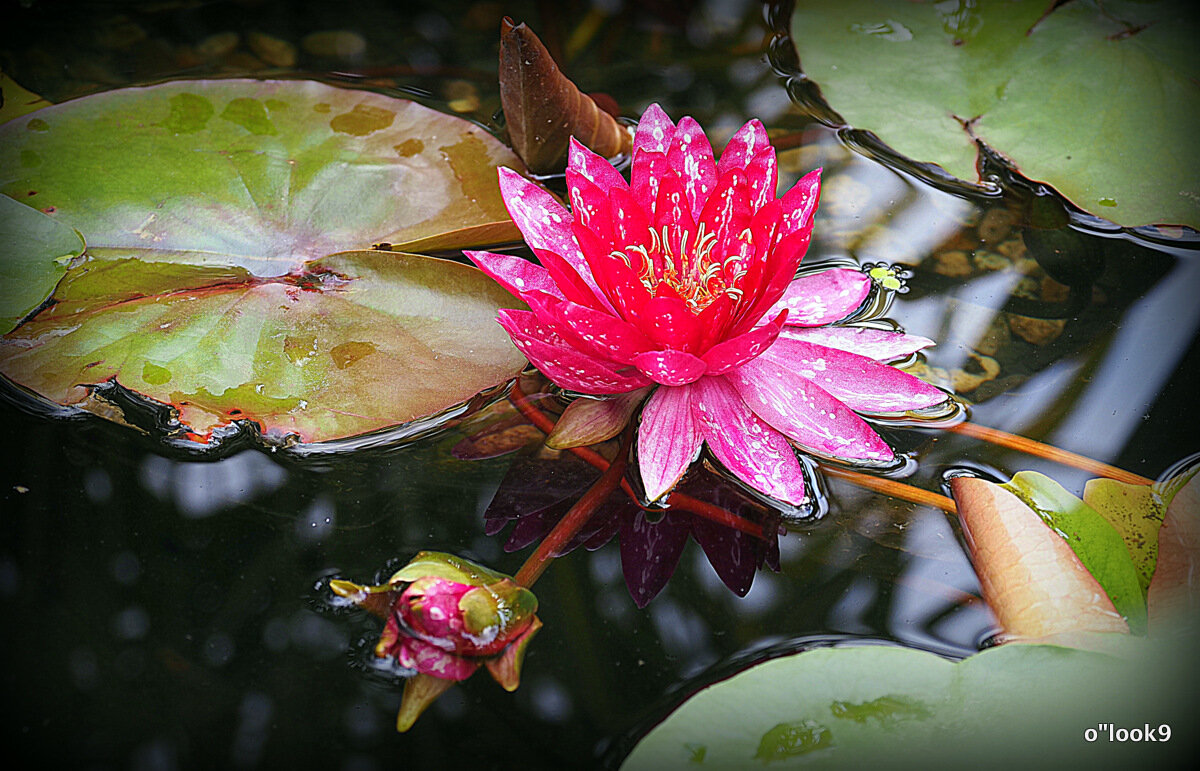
0, 79, 528, 446
791, 0, 1200, 229
624, 638, 1192, 769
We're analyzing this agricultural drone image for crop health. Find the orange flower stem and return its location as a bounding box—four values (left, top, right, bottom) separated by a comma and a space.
514, 429, 631, 587
947, 422, 1152, 486
818, 465, 958, 514
508, 381, 770, 538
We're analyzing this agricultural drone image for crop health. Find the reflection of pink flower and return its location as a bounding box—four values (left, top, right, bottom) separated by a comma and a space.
469, 104, 947, 506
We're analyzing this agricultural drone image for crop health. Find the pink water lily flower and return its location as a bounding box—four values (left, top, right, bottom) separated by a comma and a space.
468, 104, 947, 506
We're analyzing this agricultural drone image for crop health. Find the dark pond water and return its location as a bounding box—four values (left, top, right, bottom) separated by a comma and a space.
3, 1, 1198, 768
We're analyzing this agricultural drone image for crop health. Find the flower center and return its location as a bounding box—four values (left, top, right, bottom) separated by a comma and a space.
611, 223, 749, 312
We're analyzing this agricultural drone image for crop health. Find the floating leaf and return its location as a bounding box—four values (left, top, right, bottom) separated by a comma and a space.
1002, 471, 1146, 634
791, 0, 1200, 228
951, 476, 1128, 640
0, 195, 83, 334
0, 79, 528, 446
1083, 478, 1165, 593
1148, 473, 1200, 632
624, 639, 1186, 769
499, 18, 632, 173
0, 70, 51, 124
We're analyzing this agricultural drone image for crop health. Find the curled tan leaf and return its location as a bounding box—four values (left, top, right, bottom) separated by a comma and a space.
499, 18, 633, 173
950, 476, 1128, 640
1147, 473, 1200, 633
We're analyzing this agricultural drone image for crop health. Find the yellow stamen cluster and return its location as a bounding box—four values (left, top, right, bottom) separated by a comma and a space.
611, 223, 752, 312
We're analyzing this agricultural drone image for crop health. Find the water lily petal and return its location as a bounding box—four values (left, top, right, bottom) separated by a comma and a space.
778, 168, 821, 238
631, 105, 677, 217
523, 291, 655, 364
633, 102, 676, 156
397, 636, 480, 681
699, 167, 752, 248
717, 117, 771, 181
732, 201, 805, 334
567, 137, 628, 192
665, 116, 718, 221
632, 349, 708, 386
767, 268, 871, 327
728, 199, 782, 305
575, 227, 652, 321
653, 172, 697, 247
769, 228, 814, 275
638, 384, 703, 501
731, 356, 894, 461
547, 388, 650, 449
781, 326, 934, 362
701, 310, 786, 376
744, 146, 778, 211
763, 337, 947, 413
607, 185, 653, 252
634, 294, 703, 351
695, 292, 736, 350
566, 172, 611, 231
465, 250, 563, 302
498, 168, 605, 300
469, 244, 602, 313
531, 245, 613, 311
498, 309, 653, 394
691, 376, 807, 505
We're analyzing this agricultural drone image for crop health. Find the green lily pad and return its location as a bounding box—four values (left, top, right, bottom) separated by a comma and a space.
624, 638, 1188, 769
791, 0, 1200, 229
0, 79, 528, 446
1003, 471, 1147, 634
1083, 478, 1165, 593
0, 194, 83, 334
0, 69, 52, 125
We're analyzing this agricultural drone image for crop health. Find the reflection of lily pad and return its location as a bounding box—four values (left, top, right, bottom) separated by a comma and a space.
0, 79, 528, 446
791, 0, 1200, 228
624, 639, 1190, 769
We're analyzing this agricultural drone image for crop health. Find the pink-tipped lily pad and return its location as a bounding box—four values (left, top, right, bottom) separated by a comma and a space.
0, 79, 529, 447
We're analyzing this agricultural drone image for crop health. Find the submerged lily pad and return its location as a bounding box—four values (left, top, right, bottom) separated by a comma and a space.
0, 79, 528, 446
791, 0, 1200, 228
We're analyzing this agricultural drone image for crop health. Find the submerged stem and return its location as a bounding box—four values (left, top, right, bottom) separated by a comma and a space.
514, 429, 632, 587
819, 465, 957, 513
948, 422, 1152, 486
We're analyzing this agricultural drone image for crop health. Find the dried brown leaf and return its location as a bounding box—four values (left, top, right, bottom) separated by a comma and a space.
499, 18, 632, 173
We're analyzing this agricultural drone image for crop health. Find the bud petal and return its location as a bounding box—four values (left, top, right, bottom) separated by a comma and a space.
396, 674, 456, 733
329, 578, 393, 619
485, 616, 543, 691
387, 550, 509, 588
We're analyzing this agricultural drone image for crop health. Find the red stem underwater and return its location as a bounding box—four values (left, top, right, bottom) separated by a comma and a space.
514, 428, 631, 587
